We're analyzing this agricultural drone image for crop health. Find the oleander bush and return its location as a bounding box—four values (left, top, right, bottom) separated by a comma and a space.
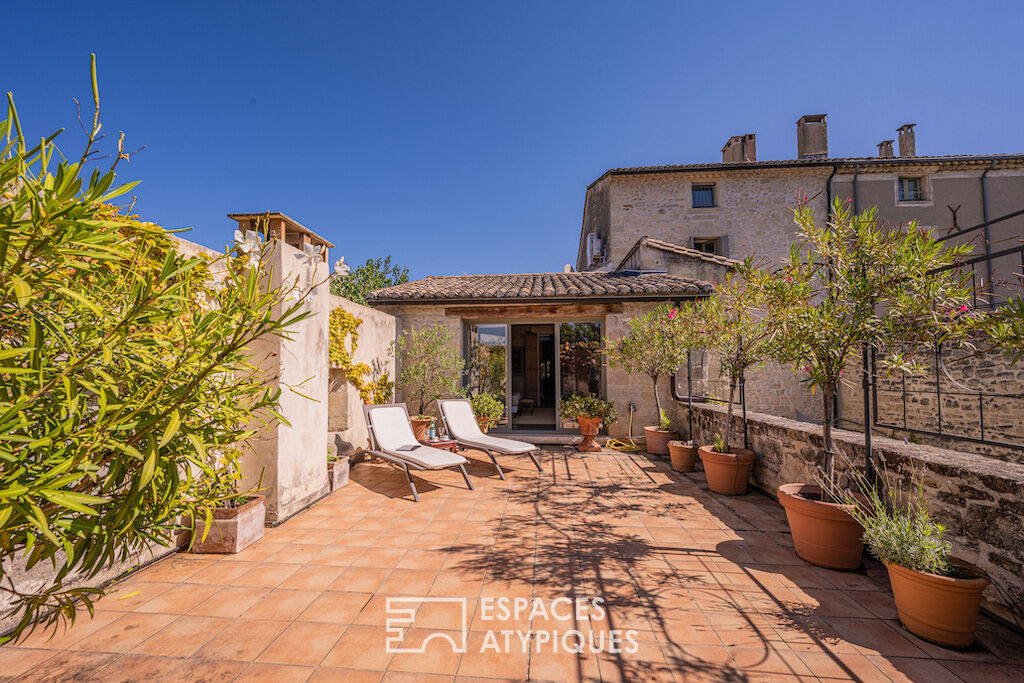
0, 61, 310, 641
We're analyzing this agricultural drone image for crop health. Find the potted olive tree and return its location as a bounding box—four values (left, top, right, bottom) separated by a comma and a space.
768, 199, 975, 569
559, 394, 617, 452
469, 393, 505, 433
827, 466, 989, 647
393, 324, 464, 440
606, 304, 689, 456
690, 263, 775, 495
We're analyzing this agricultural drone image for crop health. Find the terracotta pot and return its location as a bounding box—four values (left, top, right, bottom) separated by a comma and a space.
576, 416, 603, 452
778, 483, 863, 570
644, 426, 675, 455
191, 495, 265, 554
410, 417, 431, 441
328, 457, 350, 491
698, 446, 754, 495
885, 560, 989, 647
667, 441, 698, 472
476, 416, 490, 433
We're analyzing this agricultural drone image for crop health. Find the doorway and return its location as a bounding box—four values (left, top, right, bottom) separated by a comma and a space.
510, 324, 556, 430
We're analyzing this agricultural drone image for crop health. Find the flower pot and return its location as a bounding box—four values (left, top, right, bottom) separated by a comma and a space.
328, 457, 350, 491
698, 446, 754, 495
778, 483, 863, 570
191, 495, 265, 554
476, 416, 490, 433
576, 416, 603, 452
885, 560, 989, 647
410, 417, 431, 441
667, 441, 698, 472
644, 426, 675, 455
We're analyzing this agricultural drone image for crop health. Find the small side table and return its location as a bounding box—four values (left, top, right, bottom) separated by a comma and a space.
419, 438, 458, 453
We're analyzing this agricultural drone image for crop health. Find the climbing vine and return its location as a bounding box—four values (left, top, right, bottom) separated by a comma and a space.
329, 308, 393, 403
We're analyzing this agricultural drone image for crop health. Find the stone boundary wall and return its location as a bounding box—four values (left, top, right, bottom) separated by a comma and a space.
680, 401, 1024, 620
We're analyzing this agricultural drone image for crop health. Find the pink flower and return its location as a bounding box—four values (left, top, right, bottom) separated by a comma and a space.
959, 305, 969, 312
803, 366, 811, 372
839, 370, 843, 376
668, 308, 677, 320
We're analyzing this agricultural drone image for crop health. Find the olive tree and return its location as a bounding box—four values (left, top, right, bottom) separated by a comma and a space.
393, 324, 463, 416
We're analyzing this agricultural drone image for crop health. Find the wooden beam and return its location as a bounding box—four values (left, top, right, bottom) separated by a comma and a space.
444, 302, 621, 319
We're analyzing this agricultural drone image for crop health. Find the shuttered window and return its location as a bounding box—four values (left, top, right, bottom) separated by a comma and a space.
692, 183, 716, 208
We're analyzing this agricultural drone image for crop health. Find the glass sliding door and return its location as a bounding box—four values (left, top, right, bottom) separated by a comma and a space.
509, 324, 557, 430
558, 322, 603, 430
466, 324, 508, 429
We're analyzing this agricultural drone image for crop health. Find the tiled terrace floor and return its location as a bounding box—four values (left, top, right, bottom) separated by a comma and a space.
4, 447, 1024, 682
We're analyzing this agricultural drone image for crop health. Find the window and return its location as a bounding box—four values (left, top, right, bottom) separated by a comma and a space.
692, 183, 716, 208
898, 177, 925, 202
693, 238, 718, 254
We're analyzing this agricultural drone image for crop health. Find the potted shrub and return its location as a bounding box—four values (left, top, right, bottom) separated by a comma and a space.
689, 264, 775, 495
393, 324, 464, 440
606, 304, 690, 456
469, 393, 505, 433
191, 460, 266, 555
667, 439, 698, 472
828, 467, 989, 647
768, 199, 976, 569
559, 394, 617, 452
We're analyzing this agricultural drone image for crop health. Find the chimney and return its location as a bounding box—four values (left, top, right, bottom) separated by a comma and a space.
796, 114, 828, 159
721, 134, 756, 163
877, 140, 895, 158
897, 124, 916, 157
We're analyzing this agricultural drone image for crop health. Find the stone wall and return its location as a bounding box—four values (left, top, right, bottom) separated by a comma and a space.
682, 401, 1024, 620
328, 295, 396, 454
839, 345, 1024, 465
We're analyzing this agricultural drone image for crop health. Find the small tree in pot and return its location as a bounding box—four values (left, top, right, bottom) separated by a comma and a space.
560, 394, 617, 452
393, 324, 464, 440
469, 393, 505, 433
767, 198, 976, 569
606, 304, 689, 456
689, 261, 776, 494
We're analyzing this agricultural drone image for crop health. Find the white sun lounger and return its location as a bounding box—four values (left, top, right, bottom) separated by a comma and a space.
438, 398, 543, 479
355, 403, 473, 502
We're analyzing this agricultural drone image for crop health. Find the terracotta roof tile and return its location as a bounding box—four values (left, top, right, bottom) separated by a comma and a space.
368, 271, 712, 304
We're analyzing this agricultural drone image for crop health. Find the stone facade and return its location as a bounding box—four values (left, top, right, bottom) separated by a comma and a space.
682, 401, 1024, 621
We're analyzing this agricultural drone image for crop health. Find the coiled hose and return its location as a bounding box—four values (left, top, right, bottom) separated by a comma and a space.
605, 402, 646, 452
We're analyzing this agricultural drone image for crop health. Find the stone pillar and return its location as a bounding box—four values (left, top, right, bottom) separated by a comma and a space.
241, 239, 330, 523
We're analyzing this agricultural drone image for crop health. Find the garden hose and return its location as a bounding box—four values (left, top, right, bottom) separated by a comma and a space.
605, 403, 646, 452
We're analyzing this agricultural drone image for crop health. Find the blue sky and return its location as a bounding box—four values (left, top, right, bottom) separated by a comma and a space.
7, 1, 1024, 279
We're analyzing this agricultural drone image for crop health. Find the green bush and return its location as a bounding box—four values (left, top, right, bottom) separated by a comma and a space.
559, 394, 617, 424
0, 60, 310, 641
827, 467, 953, 576
469, 393, 504, 428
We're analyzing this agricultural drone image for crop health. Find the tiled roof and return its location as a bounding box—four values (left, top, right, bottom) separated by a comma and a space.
590, 153, 1024, 187
368, 271, 712, 304
623, 237, 741, 269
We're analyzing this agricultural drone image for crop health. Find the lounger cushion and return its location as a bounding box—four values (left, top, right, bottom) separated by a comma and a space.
382, 445, 467, 469
439, 399, 536, 454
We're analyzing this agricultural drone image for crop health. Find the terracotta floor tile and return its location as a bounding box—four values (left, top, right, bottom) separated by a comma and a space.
312, 545, 365, 567
826, 617, 930, 658
320, 625, 394, 670
136, 556, 212, 582
378, 568, 440, 595
528, 647, 601, 682
234, 541, 290, 563
382, 673, 454, 683
14, 609, 125, 651
194, 618, 289, 661
309, 668, 384, 682
266, 543, 330, 565
0, 646, 55, 677
235, 661, 315, 681
242, 588, 321, 621
92, 653, 187, 681
188, 585, 271, 618
256, 621, 346, 666
297, 591, 373, 624
350, 547, 408, 569
16, 650, 122, 682
331, 566, 392, 593
387, 628, 463, 675
131, 615, 231, 657
232, 562, 301, 587
134, 583, 220, 614
163, 657, 249, 681
456, 631, 529, 679
280, 564, 347, 590
68, 612, 177, 653
184, 560, 255, 585
93, 580, 176, 612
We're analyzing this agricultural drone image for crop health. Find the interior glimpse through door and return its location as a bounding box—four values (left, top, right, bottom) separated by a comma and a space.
558, 322, 603, 430
509, 324, 556, 430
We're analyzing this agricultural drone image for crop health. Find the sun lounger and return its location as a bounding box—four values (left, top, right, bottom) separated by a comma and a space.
438, 398, 543, 479
355, 403, 473, 502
